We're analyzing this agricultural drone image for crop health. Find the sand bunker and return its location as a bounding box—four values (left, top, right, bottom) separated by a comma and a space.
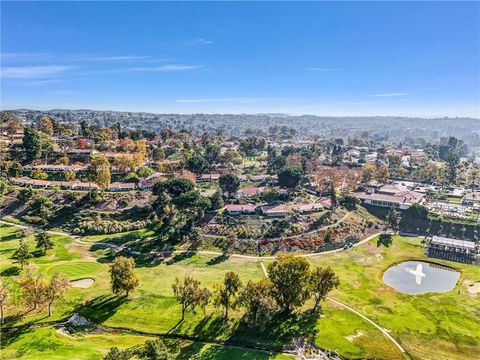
467, 281, 480, 294
70, 278, 95, 288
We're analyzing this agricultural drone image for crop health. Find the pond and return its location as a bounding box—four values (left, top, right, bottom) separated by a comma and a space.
382, 261, 460, 295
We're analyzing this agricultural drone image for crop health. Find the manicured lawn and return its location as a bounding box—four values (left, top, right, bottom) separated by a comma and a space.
2, 223, 479, 360
306, 235, 480, 360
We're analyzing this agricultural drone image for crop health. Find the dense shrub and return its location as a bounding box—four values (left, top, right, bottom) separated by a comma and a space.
72, 218, 149, 235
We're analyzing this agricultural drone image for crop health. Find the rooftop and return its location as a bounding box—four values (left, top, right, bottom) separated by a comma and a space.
432, 236, 476, 250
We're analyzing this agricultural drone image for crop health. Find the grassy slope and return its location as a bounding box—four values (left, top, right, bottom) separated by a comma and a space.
2, 223, 479, 360
305, 235, 480, 360
1, 326, 290, 360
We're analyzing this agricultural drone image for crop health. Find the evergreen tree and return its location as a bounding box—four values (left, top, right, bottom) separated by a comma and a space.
12, 240, 32, 269
35, 231, 54, 255
23, 126, 42, 161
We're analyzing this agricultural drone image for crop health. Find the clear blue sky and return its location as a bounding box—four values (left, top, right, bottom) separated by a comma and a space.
1, 1, 479, 117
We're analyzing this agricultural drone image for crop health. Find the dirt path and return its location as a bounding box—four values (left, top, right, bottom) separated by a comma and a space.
260, 261, 269, 277
327, 297, 408, 357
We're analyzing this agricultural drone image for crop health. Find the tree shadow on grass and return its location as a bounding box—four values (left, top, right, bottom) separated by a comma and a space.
377, 233, 393, 247
206, 254, 228, 266
188, 344, 276, 360
232, 310, 320, 349
32, 249, 45, 258
0, 323, 32, 349
0, 233, 18, 242
132, 253, 164, 268
166, 251, 195, 266
190, 313, 233, 340
176, 341, 207, 360
74, 294, 129, 324
0, 266, 20, 276
93, 245, 164, 268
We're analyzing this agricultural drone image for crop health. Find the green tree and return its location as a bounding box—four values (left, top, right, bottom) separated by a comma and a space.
277, 167, 304, 197
445, 151, 460, 184
63, 169, 76, 181
186, 155, 209, 175
23, 126, 42, 161
0, 178, 7, 204
137, 166, 154, 180
237, 279, 276, 330
268, 254, 310, 313
152, 147, 165, 161
309, 267, 340, 312
210, 189, 224, 210
216, 232, 236, 257
213, 271, 242, 318
140, 339, 174, 360
104, 347, 131, 360
29, 196, 54, 219
219, 173, 240, 198
238, 137, 265, 157
172, 275, 211, 320
0, 279, 10, 324
12, 239, 32, 270
385, 207, 401, 234
31, 169, 48, 180
18, 187, 34, 202
35, 231, 54, 255
204, 143, 221, 164
261, 188, 281, 203
186, 228, 203, 251
330, 183, 337, 209
173, 190, 210, 223
154, 177, 194, 198
8, 162, 23, 178
109, 257, 139, 297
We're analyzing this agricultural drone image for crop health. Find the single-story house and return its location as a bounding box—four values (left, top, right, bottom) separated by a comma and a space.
109, 182, 136, 192
67, 149, 97, 155
24, 164, 87, 172
249, 174, 272, 182
199, 173, 221, 182
70, 182, 99, 191
224, 204, 257, 215
138, 174, 164, 190
356, 190, 424, 210
236, 186, 265, 198
261, 204, 291, 217
294, 203, 323, 214
462, 192, 480, 205
13, 177, 100, 191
